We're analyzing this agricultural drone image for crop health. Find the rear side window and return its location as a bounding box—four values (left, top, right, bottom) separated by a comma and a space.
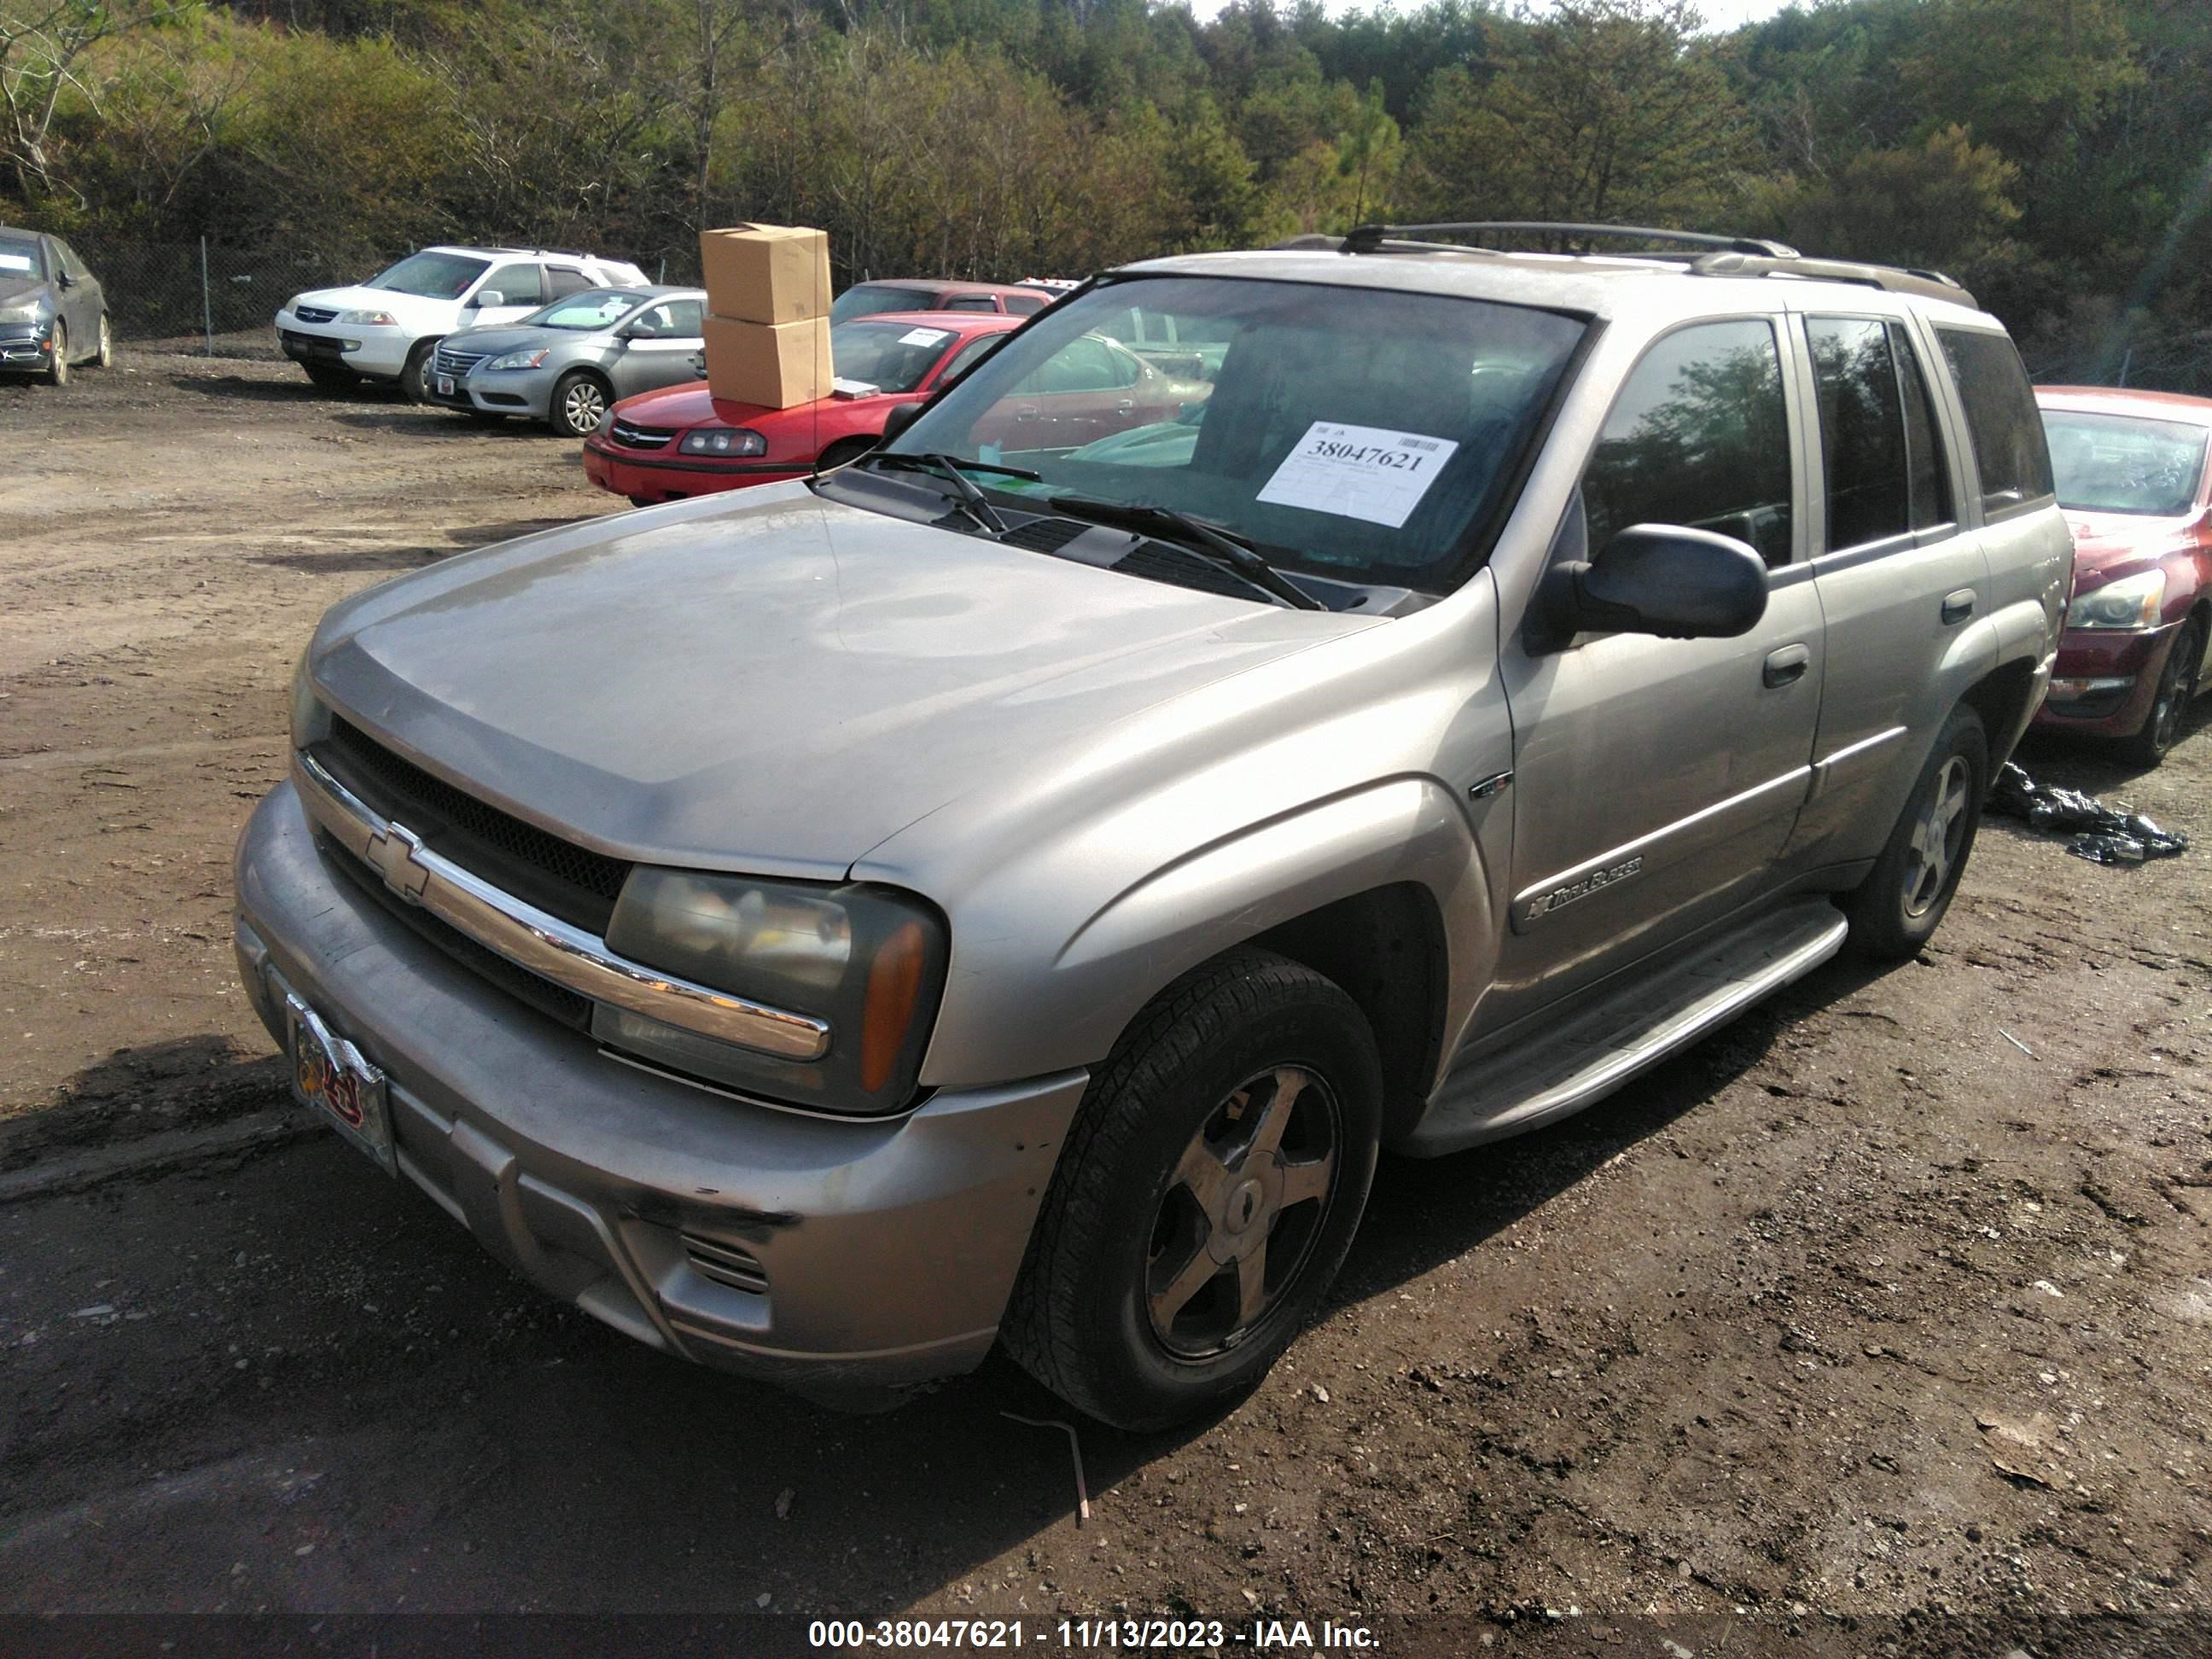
1893, 327, 1953, 531
544, 265, 591, 300
1004, 293, 1047, 315
944, 294, 999, 312
1583, 319, 1794, 566
1936, 329, 2054, 515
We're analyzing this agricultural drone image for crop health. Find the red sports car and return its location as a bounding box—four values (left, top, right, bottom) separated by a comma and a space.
582, 311, 1021, 504
2034, 386, 2212, 765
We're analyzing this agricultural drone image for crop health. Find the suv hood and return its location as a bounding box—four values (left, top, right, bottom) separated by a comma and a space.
308, 488, 1374, 879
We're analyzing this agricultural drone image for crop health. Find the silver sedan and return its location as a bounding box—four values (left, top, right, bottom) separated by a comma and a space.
427, 286, 707, 436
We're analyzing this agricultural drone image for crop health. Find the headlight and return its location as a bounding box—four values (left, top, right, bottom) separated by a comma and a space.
600, 870, 947, 1114
335, 308, 398, 326
288, 649, 331, 748
485, 347, 550, 371
678, 428, 767, 457
2066, 568, 2165, 631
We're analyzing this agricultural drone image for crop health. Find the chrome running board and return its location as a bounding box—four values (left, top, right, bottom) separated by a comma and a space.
1404, 899, 1848, 1156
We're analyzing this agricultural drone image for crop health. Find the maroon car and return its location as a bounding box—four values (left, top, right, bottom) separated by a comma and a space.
2034, 387, 2212, 764
830, 278, 1057, 325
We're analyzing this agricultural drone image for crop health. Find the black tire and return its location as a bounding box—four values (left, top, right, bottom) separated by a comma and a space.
399, 340, 436, 405
93, 312, 113, 369
303, 362, 359, 392
815, 436, 876, 473
2119, 615, 2203, 768
626, 494, 657, 509
465, 409, 507, 426
46, 321, 67, 386
1842, 706, 1988, 962
1002, 948, 1382, 1431
549, 370, 610, 438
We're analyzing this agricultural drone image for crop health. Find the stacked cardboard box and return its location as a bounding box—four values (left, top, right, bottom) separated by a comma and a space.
698, 224, 834, 408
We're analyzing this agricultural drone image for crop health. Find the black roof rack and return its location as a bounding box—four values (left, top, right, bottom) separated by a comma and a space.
1329, 220, 1977, 308
1340, 221, 1800, 259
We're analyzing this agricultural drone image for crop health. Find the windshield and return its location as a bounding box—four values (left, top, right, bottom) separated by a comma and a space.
831, 320, 961, 393
366, 250, 491, 300
831, 284, 941, 324
2043, 410, 2209, 517
0, 235, 42, 279
523, 288, 643, 330
883, 275, 1586, 588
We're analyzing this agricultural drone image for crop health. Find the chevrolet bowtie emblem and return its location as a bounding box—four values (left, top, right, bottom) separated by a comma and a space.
365, 820, 433, 903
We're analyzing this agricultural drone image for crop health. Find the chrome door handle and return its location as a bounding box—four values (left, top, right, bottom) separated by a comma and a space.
1115, 399, 1135, 413
1763, 643, 1811, 688
1941, 589, 1975, 625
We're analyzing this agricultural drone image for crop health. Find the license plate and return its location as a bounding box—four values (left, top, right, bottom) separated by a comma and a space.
435, 374, 455, 397
285, 992, 396, 1175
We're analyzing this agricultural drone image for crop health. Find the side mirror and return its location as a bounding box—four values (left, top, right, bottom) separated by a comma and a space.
471, 289, 505, 309
55, 269, 73, 288
881, 401, 925, 445
1534, 524, 1767, 647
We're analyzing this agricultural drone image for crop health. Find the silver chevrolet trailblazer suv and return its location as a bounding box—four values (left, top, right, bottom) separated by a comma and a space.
235, 224, 2069, 1429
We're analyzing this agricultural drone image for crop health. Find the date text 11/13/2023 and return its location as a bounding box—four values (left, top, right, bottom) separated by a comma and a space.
806, 1618, 1380, 1650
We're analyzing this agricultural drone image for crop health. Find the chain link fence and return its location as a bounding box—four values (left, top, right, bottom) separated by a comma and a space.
72, 236, 705, 355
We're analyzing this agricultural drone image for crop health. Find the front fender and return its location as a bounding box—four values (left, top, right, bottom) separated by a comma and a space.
915, 776, 1494, 1091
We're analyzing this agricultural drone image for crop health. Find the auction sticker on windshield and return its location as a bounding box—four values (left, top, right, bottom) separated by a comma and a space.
898, 328, 952, 346
1255, 421, 1458, 528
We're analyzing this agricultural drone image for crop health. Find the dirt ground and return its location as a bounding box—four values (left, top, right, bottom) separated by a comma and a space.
3, 350, 2209, 1650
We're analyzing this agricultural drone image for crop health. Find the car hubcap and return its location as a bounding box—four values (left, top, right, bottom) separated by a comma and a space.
1903, 754, 1971, 917
565, 382, 605, 432
1145, 1065, 1339, 1358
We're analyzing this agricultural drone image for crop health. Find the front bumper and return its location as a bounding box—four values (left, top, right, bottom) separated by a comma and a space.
2031, 621, 2180, 736
0, 329, 53, 370
428, 364, 556, 421
233, 780, 1085, 1395
582, 439, 806, 503
276, 311, 413, 377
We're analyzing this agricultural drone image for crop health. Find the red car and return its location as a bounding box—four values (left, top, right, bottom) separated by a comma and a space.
829, 279, 1057, 324
584, 312, 1022, 505
2034, 386, 2212, 764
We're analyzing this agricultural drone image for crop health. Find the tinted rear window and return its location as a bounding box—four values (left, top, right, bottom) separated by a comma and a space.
1936, 329, 2054, 515
830, 284, 940, 324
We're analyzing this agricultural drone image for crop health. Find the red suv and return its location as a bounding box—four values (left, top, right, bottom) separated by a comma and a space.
2034, 387, 2212, 764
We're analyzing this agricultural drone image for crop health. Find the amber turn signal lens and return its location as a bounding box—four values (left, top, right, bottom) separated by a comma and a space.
860, 921, 928, 1093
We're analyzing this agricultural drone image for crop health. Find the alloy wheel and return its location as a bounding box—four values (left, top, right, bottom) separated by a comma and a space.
1903, 754, 1972, 917
96, 314, 112, 368
1145, 1064, 1340, 1359
2145, 625, 2203, 758
561, 379, 608, 436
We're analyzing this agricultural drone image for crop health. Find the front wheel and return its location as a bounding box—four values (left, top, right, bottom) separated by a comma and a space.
1842, 706, 1988, 961
399, 340, 436, 405
2120, 616, 2203, 768
549, 370, 609, 438
93, 313, 113, 369
1002, 948, 1382, 1431
46, 321, 67, 386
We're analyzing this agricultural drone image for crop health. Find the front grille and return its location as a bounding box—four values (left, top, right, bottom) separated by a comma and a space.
314, 718, 632, 934
280, 329, 346, 359
294, 306, 338, 323
434, 345, 492, 377
318, 828, 593, 1032
609, 419, 676, 451
682, 1235, 768, 1295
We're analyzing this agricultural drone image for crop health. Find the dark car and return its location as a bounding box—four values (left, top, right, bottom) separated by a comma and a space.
829, 278, 1057, 325
2034, 387, 2212, 765
0, 227, 109, 386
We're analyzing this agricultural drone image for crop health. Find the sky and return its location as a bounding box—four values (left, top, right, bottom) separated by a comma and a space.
1185, 0, 1802, 31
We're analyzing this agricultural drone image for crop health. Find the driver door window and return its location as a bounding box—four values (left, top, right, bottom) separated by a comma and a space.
481, 264, 542, 310
1583, 319, 1795, 566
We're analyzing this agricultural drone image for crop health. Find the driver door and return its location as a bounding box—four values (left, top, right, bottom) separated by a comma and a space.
1488, 317, 1826, 1023
612, 298, 705, 398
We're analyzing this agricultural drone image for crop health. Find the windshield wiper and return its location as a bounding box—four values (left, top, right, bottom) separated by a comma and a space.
852, 451, 1039, 535
1048, 495, 1323, 611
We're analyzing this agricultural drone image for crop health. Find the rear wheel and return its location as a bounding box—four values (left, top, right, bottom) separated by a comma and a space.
303, 362, 359, 392
45, 321, 67, 386
550, 370, 610, 438
1842, 706, 1987, 962
2120, 615, 2203, 768
1002, 948, 1382, 1431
